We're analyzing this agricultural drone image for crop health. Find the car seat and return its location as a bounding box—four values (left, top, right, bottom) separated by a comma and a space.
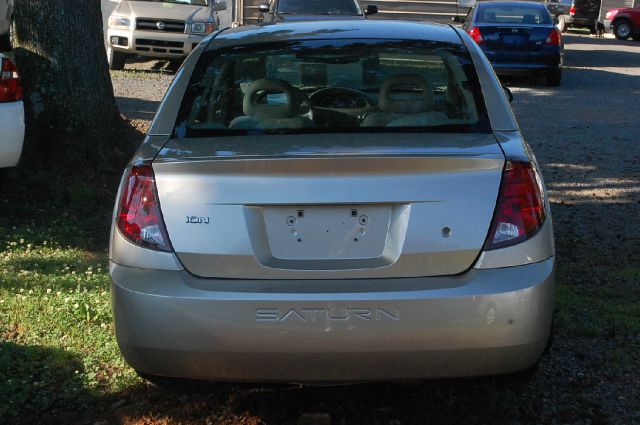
362, 74, 447, 128
229, 79, 313, 130
483, 11, 497, 22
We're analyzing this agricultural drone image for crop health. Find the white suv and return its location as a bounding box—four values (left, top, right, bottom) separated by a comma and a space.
106, 0, 227, 70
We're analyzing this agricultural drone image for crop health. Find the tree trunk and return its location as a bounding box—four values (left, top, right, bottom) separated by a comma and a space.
12, 0, 134, 184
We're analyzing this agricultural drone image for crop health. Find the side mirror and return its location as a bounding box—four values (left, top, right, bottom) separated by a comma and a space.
503, 85, 513, 103
214, 0, 227, 11
452, 15, 466, 24
365, 5, 378, 15
258, 3, 270, 13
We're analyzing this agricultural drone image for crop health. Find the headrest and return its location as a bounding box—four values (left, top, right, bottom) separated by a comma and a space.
243, 79, 306, 119
483, 11, 497, 22
378, 74, 434, 114
522, 15, 536, 24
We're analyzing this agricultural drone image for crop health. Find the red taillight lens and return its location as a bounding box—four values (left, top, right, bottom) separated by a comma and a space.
468, 27, 484, 44
0, 57, 23, 102
484, 161, 546, 250
545, 28, 562, 45
569, 5, 576, 15
116, 163, 172, 251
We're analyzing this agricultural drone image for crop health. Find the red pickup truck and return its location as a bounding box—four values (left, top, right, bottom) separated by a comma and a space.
605, 5, 640, 40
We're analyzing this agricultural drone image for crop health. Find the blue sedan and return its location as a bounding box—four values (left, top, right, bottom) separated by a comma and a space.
460, 1, 564, 86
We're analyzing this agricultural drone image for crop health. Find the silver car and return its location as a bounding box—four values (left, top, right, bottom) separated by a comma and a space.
110, 20, 555, 383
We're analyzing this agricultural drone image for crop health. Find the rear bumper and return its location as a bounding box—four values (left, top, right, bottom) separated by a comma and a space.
492, 63, 560, 75
111, 257, 555, 382
107, 28, 205, 59
484, 49, 561, 75
0, 100, 25, 168
567, 16, 596, 28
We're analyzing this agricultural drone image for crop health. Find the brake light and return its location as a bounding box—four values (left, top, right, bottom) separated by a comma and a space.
545, 28, 562, 45
484, 161, 546, 250
468, 27, 484, 44
569, 5, 576, 15
116, 163, 172, 251
0, 57, 23, 103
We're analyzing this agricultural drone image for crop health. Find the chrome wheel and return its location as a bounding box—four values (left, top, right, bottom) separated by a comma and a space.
614, 21, 632, 39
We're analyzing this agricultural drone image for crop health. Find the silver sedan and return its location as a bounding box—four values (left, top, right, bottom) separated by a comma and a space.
110, 20, 555, 383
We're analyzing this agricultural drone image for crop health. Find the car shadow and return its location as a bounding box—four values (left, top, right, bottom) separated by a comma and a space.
120, 57, 181, 75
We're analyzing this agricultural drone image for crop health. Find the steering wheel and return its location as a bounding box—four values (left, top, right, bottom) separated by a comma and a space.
309, 87, 375, 111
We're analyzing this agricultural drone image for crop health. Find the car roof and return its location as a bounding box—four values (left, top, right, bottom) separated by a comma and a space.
206, 20, 463, 49
476, 1, 547, 7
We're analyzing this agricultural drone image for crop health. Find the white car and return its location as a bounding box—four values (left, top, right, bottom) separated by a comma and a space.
0, 53, 24, 168
0, 0, 13, 51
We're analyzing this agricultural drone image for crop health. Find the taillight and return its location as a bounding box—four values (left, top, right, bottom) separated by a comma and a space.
569, 5, 576, 15
484, 161, 546, 250
545, 28, 562, 46
116, 163, 172, 251
468, 27, 484, 44
0, 57, 23, 103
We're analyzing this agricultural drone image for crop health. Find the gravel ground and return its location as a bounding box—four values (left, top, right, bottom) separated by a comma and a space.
110, 32, 640, 425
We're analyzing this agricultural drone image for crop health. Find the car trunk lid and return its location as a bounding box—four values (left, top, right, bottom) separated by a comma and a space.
153, 133, 505, 279
480, 25, 553, 52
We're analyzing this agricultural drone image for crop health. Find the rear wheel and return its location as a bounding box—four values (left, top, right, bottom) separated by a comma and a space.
546, 68, 562, 87
136, 371, 187, 389
107, 46, 128, 70
614, 19, 632, 40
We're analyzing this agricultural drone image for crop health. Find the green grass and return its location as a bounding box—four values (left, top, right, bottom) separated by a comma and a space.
0, 225, 140, 419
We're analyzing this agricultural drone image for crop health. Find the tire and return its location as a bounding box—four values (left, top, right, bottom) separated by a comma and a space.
136, 370, 212, 390
613, 19, 632, 40
556, 15, 567, 33
107, 46, 127, 71
546, 68, 562, 87
136, 371, 186, 389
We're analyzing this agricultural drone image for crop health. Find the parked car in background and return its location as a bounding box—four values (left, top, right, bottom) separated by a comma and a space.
548, 0, 601, 32
257, 0, 377, 23
0, 54, 24, 169
0, 0, 14, 51
605, 4, 640, 39
110, 20, 555, 384
461, 1, 563, 86
106, 0, 228, 70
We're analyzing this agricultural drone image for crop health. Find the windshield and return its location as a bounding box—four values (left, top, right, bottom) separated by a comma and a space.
277, 0, 362, 15
477, 4, 552, 24
174, 39, 491, 138
132, 0, 209, 5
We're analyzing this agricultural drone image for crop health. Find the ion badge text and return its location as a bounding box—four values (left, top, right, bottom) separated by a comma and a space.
186, 216, 210, 224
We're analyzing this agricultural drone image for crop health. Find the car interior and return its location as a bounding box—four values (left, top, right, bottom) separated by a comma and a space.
181, 44, 485, 135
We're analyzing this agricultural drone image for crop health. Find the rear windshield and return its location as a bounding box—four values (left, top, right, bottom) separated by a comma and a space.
277, 0, 362, 15
174, 39, 491, 138
477, 4, 552, 24
133, 0, 209, 5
